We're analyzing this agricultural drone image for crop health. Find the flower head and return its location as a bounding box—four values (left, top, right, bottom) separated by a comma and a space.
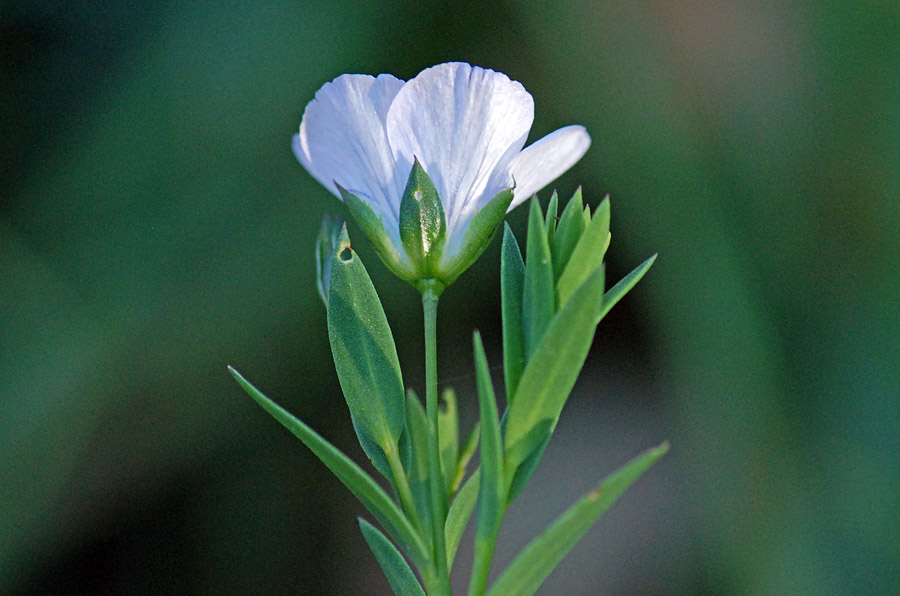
294, 62, 590, 289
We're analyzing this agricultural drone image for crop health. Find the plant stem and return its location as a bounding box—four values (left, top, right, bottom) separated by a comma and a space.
422, 281, 451, 596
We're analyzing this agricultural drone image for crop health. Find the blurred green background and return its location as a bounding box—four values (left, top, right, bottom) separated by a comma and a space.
2, 1, 898, 594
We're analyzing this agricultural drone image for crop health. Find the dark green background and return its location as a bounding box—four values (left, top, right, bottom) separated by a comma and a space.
2, 2, 897, 594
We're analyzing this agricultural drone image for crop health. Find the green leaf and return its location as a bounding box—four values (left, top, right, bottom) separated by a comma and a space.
315, 213, 345, 307
500, 223, 525, 404
351, 413, 395, 482
445, 472, 479, 569
452, 421, 480, 496
504, 421, 552, 503
556, 197, 610, 308
404, 390, 432, 542
359, 518, 427, 596
440, 187, 514, 286
504, 267, 606, 470
544, 190, 559, 242
551, 187, 585, 281
470, 331, 506, 596
399, 159, 446, 277
328, 243, 406, 452
340, 185, 415, 282
438, 388, 459, 493
522, 198, 555, 361
228, 367, 429, 567
486, 443, 669, 596
600, 254, 656, 322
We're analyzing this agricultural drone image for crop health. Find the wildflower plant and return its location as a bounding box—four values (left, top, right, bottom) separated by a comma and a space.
230, 62, 667, 596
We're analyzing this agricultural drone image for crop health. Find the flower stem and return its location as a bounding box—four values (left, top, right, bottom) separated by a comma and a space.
422, 281, 451, 596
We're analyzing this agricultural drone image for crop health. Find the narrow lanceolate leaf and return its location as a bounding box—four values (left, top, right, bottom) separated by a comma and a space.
556, 196, 610, 308
359, 518, 427, 596
485, 443, 670, 596
551, 187, 585, 281
500, 224, 525, 404
228, 367, 429, 567
328, 242, 406, 453
445, 472, 480, 569
404, 391, 432, 542
438, 388, 460, 493
504, 267, 606, 471
544, 190, 559, 242
522, 198, 555, 361
469, 332, 506, 596
452, 422, 480, 496
599, 254, 656, 322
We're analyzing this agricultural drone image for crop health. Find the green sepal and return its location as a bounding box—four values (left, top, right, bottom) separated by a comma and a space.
316, 214, 345, 307
551, 187, 585, 281
600, 254, 656, 322
439, 187, 514, 286
505, 266, 606, 470
445, 472, 479, 569
500, 223, 525, 404
485, 443, 669, 596
327, 240, 406, 453
228, 367, 430, 567
399, 160, 446, 278
437, 388, 459, 494
359, 518, 427, 596
522, 198, 555, 361
339, 184, 415, 282
470, 331, 507, 595
403, 390, 432, 543
556, 196, 610, 308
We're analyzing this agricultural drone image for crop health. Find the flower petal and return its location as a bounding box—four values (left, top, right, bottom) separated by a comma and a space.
386, 63, 534, 239
507, 125, 591, 210
294, 73, 406, 229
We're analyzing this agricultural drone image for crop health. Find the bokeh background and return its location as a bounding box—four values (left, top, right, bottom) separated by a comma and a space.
2, 2, 898, 594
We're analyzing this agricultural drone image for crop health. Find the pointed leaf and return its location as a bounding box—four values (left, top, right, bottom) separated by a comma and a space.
522, 198, 554, 361
600, 254, 656, 321
544, 190, 559, 242
452, 422, 480, 496
445, 472, 480, 569
229, 367, 429, 567
486, 443, 669, 596
404, 390, 432, 542
359, 518, 427, 596
551, 187, 585, 281
328, 242, 406, 452
438, 388, 459, 493
500, 223, 525, 404
556, 197, 610, 307
505, 267, 606, 470
470, 331, 506, 596
504, 421, 553, 503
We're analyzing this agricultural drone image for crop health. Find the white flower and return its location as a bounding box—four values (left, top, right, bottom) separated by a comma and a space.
293, 62, 590, 284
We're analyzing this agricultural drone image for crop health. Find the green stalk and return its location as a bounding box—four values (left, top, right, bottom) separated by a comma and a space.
421, 281, 451, 596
